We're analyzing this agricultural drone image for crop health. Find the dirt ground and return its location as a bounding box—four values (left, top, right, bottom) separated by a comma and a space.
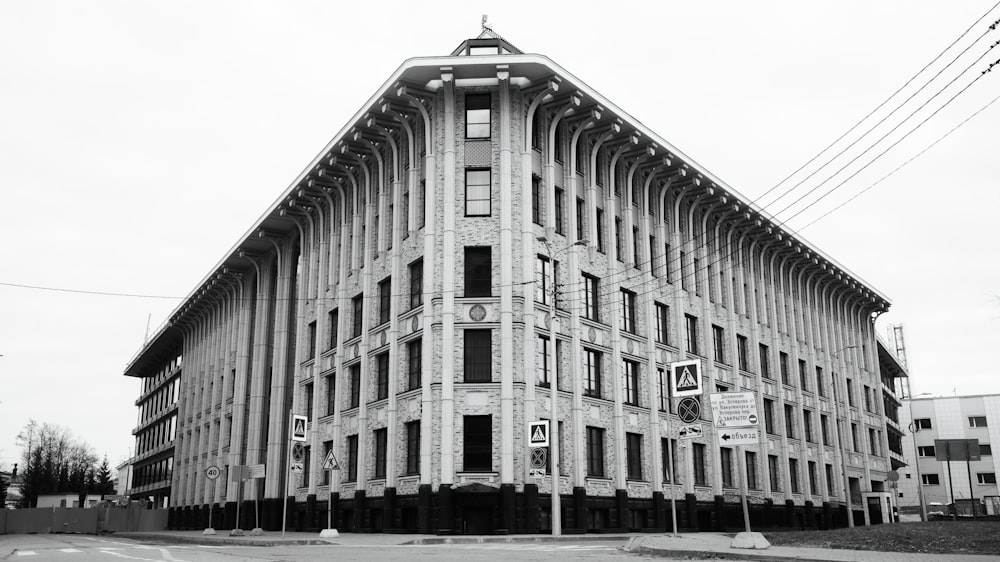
764, 520, 1000, 555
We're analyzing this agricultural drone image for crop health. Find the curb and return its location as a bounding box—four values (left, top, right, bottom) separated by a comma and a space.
623, 537, 836, 562
114, 532, 335, 547
405, 534, 634, 545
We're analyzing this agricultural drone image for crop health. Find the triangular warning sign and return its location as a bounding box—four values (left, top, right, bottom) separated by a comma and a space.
531, 426, 547, 443
676, 366, 698, 389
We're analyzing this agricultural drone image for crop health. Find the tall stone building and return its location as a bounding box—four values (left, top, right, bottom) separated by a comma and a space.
123, 30, 900, 533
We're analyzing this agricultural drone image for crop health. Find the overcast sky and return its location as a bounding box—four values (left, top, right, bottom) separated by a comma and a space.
2, 1, 998, 471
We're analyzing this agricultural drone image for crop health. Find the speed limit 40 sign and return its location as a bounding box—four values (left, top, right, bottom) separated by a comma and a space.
205, 465, 221, 480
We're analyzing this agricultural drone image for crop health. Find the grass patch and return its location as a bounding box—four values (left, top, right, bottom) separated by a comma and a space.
763, 520, 1000, 555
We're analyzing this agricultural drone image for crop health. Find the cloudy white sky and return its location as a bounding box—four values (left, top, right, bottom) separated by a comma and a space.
2, 1, 998, 470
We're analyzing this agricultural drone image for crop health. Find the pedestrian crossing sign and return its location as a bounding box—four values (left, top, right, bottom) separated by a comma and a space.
528, 420, 549, 447
670, 359, 702, 397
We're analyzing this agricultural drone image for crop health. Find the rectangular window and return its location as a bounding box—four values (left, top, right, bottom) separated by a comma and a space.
922, 473, 940, 485
407, 339, 422, 390
626, 432, 643, 480
780, 352, 790, 385
406, 421, 420, 474
712, 325, 725, 363
620, 289, 636, 333
784, 404, 796, 439
764, 399, 776, 435
661, 438, 679, 483
821, 414, 831, 446
981, 444, 992, 456
685, 314, 698, 355
378, 276, 392, 325
808, 461, 818, 495
737, 335, 748, 371
536, 335, 550, 387
305, 382, 314, 421
864, 385, 872, 411
328, 309, 339, 350
815, 367, 825, 397
325, 374, 336, 416
803, 410, 814, 442
465, 93, 490, 138
826, 464, 836, 496
596, 208, 606, 253
915, 418, 932, 429
584, 348, 602, 398
576, 197, 585, 241
464, 329, 493, 383
302, 445, 311, 483
851, 423, 860, 452
631, 228, 640, 268
759, 344, 771, 379
554, 186, 565, 235
376, 353, 389, 400
409, 258, 423, 309
464, 246, 492, 297
869, 428, 881, 455
586, 426, 606, 477
535, 255, 551, 305
693, 443, 707, 485
656, 303, 670, 345
349, 364, 361, 408
531, 175, 543, 225
977, 472, 996, 484
308, 321, 317, 357
658, 368, 674, 413
768, 455, 780, 492
798, 359, 808, 391
789, 458, 800, 494
615, 217, 624, 261
623, 359, 639, 406
463, 415, 492, 471
374, 428, 387, 479
721, 447, 734, 488
352, 294, 364, 338
346, 435, 358, 482
746, 451, 758, 489
583, 273, 599, 321
970, 416, 988, 428
847, 378, 855, 406
465, 169, 491, 216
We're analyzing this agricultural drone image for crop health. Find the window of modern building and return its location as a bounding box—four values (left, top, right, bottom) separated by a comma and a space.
737, 335, 748, 371
623, 359, 639, 406
584, 348, 602, 398
746, 451, 758, 489
702, 325, 722, 366
917, 445, 935, 457
349, 364, 361, 408
328, 309, 339, 350
693, 442, 707, 485
406, 421, 420, 474
346, 434, 358, 482
803, 410, 814, 442
661, 438, 679, 483
721, 447, 734, 488
325, 374, 336, 417
531, 175, 543, 225
352, 293, 364, 338
465, 93, 490, 138
409, 258, 423, 309
808, 461, 818, 495
915, 418, 932, 430
374, 428, 387, 479
759, 344, 771, 379
981, 444, 992, 456
922, 474, 940, 485
463, 415, 492, 471
977, 472, 996, 484
764, 399, 776, 435
626, 432, 643, 480
376, 353, 389, 401
554, 186, 565, 235
464, 246, 492, 297
970, 416, 988, 428
408, 339, 422, 390
583, 273, 599, 321
798, 359, 808, 391
784, 404, 796, 439
464, 329, 492, 382
620, 289, 636, 334
779, 352, 790, 385
465, 169, 491, 216
587, 426, 606, 477
789, 458, 800, 494
656, 303, 671, 345
378, 276, 392, 325
685, 314, 698, 355
768, 455, 780, 492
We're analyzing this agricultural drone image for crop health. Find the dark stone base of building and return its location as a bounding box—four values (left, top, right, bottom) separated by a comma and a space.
168, 491, 861, 534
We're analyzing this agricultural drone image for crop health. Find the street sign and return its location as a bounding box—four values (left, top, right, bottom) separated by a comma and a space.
322, 450, 340, 470
205, 465, 221, 480
292, 442, 306, 462
230, 465, 251, 482
718, 427, 759, 446
528, 420, 550, 448
530, 447, 547, 469
292, 415, 308, 442
677, 396, 701, 424
248, 464, 266, 479
529, 468, 545, 480
671, 359, 702, 397
678, 425, 703, 439
291, 462, 303, 474
934, 438, 981, 462
709, 392, 759, 428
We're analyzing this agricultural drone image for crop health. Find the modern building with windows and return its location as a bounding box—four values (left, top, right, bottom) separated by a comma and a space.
122, 29, 901, 533
898, 394, 1000, 516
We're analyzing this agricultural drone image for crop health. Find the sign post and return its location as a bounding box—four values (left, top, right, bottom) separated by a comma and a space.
669, 359, 703, 539
283, 414, 308, 538
320, 449, 340, 538
204, 465, 221, 534
709, 392, 763, 543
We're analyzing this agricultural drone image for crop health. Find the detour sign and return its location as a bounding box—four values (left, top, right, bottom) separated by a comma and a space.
709, 392, 759, 428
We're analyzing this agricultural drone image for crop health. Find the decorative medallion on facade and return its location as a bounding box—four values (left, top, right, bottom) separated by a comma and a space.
411, 316, 419, 332
588, 327, 596, 343
470, 304, 486, 322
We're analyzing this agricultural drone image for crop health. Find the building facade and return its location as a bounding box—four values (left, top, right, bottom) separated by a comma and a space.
123, 31, 900, 533
898, 394, 1000, 516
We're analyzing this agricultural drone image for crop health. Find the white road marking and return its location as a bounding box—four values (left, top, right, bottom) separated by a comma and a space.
60, 548, 83, 553
15, 552, 38, 557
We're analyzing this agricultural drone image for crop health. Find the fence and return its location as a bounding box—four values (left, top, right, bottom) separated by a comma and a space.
0, 505, 167, 534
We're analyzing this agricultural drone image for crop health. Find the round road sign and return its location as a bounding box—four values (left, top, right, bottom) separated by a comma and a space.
530, 447, 547, 469
205, 465, 221, 480
678, 397, 701, 424
292, 442, 305, 462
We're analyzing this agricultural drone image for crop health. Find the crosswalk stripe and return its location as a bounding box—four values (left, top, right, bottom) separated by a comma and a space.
60, 549, 83, 553
16, 552, 38, 557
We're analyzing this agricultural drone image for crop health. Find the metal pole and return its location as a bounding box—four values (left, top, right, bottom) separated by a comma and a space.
547, 245, 561, 537
235, 476, 242, 531
908, 419, 928, 522
667, 436, 678, 536
966, 459, 976, 518
738, 445, 750, 533
946, 449, 955, 521
328, 469, 333, 530
832, 372, 854, 527
282, 411, 292, 537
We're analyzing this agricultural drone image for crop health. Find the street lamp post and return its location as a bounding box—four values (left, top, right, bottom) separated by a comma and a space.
907, 393, 931, 522
536, 236, 588, 537
831, 345, 858, 528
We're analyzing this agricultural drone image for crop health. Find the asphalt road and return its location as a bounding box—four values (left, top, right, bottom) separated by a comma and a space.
0, 534, 690, 561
